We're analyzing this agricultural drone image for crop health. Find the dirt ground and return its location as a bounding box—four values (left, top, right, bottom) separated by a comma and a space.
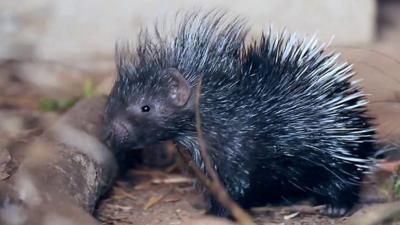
91, 165, 398, 225
1, 1, 400, 225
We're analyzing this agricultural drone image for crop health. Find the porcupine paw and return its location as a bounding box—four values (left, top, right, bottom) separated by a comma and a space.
323, 204, 351, 217
206, 203, 231, 218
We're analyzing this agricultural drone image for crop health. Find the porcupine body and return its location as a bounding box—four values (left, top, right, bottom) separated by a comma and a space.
103, 11, 376, 218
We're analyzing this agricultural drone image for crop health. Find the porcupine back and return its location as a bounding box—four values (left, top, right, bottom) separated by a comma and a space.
112, 10, 247, 96
197, 31, 376, 214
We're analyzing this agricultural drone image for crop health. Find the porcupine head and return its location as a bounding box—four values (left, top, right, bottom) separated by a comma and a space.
102, 11, 246, 152
104, 65, 193, 150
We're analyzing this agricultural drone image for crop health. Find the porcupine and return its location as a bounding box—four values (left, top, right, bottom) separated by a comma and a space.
102, 11, 376, 218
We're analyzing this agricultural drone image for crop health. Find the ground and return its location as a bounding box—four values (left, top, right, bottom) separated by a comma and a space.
1, 1, 400, 225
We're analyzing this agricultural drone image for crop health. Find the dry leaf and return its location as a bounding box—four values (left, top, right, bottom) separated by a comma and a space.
143, 195, 164, 210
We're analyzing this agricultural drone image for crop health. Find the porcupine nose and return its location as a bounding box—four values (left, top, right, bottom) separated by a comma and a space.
110, 119, 134, 148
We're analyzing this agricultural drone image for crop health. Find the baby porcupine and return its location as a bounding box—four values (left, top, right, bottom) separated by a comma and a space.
103, 11, 376, 218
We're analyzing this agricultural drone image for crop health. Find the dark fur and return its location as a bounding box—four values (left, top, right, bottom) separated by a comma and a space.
103, 11, 376, 218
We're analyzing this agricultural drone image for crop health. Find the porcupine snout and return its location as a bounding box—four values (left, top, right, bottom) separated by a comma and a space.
112, 118, 136, 147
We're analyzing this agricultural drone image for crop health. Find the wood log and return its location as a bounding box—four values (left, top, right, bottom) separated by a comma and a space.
0, 96, 118, 225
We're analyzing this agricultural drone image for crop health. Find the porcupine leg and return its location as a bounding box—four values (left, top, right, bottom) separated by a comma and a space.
204, 138, 253, 217
206, 168, 252, 217
324, 188, 360, 217
208, 194, 250, 218
206, 180, 251, 217
316, 176, 361, 217
208, 197, 230, 217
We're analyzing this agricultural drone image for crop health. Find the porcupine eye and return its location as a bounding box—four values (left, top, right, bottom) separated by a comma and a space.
141, 105, 151, 112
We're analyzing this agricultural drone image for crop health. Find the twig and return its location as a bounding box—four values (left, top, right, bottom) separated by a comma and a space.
113, 186, 138, 201
130, 169, 167, 177
106, 204, 133, 211
143, 195, 165, 210
251, 205, 325, 215
177, 76, 256, 225
151, 176, 193, 185
143, 189, 172, 210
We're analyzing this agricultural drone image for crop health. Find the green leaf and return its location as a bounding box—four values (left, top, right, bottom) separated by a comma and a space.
38, 99, 59, 112
395, 178, 400, 198
58, 97, 79, 110
84, 79, 94, 97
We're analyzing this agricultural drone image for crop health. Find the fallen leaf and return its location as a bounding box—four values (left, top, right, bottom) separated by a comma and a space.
143, 195, 165, 210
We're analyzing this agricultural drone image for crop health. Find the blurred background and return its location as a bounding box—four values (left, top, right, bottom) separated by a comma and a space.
0, 0, 378, 62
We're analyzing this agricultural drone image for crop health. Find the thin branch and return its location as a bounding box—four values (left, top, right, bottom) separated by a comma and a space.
176, 147, 255, 225
178, 75, 256, 225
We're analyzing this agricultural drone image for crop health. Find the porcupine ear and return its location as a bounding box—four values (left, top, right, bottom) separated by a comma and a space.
163, 68, 191, 107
